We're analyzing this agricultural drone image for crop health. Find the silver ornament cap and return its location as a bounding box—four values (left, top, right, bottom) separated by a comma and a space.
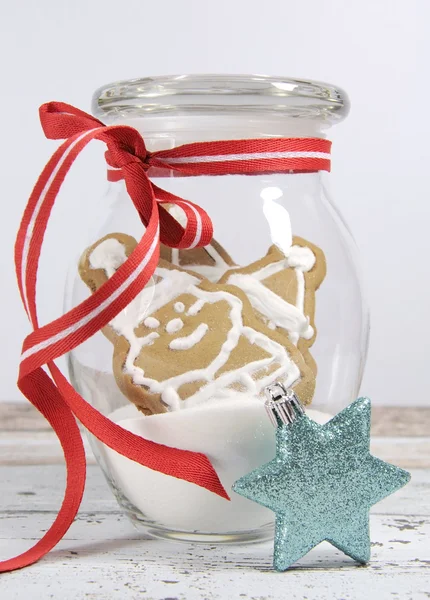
264, 383, 304, 427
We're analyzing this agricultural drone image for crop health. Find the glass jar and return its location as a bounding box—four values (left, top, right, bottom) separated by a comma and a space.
67, 75, 369, 544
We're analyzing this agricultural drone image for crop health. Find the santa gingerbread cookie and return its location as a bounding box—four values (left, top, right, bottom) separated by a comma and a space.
220, 237, 326, 374
79, 233, 316, 416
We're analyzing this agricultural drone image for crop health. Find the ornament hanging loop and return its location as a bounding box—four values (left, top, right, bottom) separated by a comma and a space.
264, 383, 304, 428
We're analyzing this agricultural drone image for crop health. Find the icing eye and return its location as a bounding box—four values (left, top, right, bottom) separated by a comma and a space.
144, 317, 160, 329
165, 318, 184, 334
174, 302, 185, 313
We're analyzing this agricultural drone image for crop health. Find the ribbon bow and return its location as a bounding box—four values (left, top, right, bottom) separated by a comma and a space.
3, 102, 331, 572
39, 102, 214, 252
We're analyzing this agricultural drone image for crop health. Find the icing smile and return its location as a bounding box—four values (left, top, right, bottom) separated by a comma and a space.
169, 323, 209, 350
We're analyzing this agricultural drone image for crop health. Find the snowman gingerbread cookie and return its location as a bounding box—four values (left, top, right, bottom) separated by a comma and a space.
79, 233, 316, 415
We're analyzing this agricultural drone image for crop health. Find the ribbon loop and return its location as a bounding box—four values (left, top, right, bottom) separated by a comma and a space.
39, 101, 104, 139
153, 185, 213, 250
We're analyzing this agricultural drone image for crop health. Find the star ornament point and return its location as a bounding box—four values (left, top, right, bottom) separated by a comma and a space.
233, 397, 410, 571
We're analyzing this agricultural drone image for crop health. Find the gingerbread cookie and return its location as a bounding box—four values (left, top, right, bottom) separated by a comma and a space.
220, 237, 326, 375
159, 204, 236, 282
79, 233, 316, 416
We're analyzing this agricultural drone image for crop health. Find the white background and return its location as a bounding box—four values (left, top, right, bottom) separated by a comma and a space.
0, 0, 428, 406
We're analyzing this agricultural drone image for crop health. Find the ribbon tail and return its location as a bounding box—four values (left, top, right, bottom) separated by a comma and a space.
48, 362, 230, 501
0, 368, 86, 572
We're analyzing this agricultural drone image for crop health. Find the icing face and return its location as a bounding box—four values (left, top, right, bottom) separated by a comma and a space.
111, 270, 302, 412
86, 239, 310, 413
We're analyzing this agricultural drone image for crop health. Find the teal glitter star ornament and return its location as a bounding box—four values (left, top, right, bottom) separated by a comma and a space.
233, 384, 410, 571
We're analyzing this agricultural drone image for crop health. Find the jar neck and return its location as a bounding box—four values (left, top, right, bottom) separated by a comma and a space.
103, 113, 330, 152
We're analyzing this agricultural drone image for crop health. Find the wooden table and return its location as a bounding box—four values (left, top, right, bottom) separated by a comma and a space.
1, 404, 429, 600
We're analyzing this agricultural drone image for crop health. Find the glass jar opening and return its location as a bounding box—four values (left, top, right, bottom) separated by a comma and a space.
92, 74, 349, 147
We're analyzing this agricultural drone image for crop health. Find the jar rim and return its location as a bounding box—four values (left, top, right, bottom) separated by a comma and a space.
92, 74, 349, 124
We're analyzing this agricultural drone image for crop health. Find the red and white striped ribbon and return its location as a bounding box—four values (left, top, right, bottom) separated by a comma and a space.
108, 137, 331, 180
1, 101, 331, 573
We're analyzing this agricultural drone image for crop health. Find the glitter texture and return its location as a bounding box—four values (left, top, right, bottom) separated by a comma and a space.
233, 397, 410, 571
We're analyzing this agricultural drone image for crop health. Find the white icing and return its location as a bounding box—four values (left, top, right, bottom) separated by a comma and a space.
174, 302, 185, 313
88, 241, 191, 344
89, 238, 128, 278
169, 323, 209, 350
108, 284, 156, 342
182, 264, 230, 282
287, 245, 315, 272
161, 386, 182, 411
226, 244, 316, 346
250, 259, 286, 281
239, 372, 256, 390
121, 331, 160, 377
144, 267, 200, 314
187, 299, 205, 316
99, 257, 299, 410
171, 248, 179, 265
144, 317, 160, 329
165, 318, 184, 334
205, 243, 226, 265
107, 268, 198, 350
227, 273, 314, 341
113, 268, 201, 395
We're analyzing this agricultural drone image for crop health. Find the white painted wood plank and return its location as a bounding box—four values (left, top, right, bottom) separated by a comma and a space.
1, 465, 429, 516
2, 402, 429, 437
370, 436, 430, 469
0, 465, 115, 513
0, 431, 96, 465
0, 512, 429, 600
1, 432, 429, 467
375, 468, 430, 516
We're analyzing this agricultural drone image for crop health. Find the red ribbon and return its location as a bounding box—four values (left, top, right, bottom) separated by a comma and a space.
1, 101, 331, 572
